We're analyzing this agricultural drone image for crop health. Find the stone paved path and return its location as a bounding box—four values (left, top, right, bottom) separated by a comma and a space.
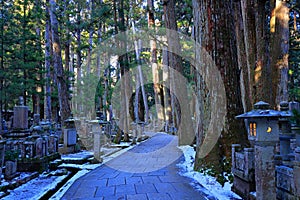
61, 133, 209, 200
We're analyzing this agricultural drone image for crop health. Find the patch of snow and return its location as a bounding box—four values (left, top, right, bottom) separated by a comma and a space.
2, 173, 69, 200
110, 142, 131, 147
2, 137, 149, 199
49, 169, 89, 200
250, 191, 256, 197
61, 150, 93, 160
177, 145, 242, 200
59, 163, 101, 170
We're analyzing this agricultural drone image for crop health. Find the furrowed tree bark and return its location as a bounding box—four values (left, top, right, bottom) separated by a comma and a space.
239, 0, 257, 110
118, 0, 130, 142
270, 0, 290, 107
254, 0, 270, 104
49, 0, 71, 125
45, 0, 52, 121
193, 0, 247, 172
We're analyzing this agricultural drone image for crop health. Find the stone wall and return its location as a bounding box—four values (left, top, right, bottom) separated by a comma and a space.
231, 145, 255, 200
276, 164, 300, 200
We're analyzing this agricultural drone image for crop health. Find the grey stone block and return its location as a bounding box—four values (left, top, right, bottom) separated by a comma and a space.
126, 177, 143, 184
107, 177, 125, 186
135, 183, 157, 194
127, 194, 148, 200
95, 186, 115, 197
147, 192, 172, 200
115, 184, 136, 195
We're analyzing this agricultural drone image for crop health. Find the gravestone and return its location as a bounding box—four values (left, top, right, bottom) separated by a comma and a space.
13, 97, 29, 130
5, 160, 17, 180
279, 101, 293, 161
42, 136, 48, 156
33, 114, 40, 126
35, 137, 43, 158
49, 134, 57, 154
90, 120, 103, 162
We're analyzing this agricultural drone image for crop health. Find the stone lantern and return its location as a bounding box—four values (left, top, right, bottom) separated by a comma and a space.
278, 101, 293, 161
236, 101, 282, 200
90, 120, 107, 162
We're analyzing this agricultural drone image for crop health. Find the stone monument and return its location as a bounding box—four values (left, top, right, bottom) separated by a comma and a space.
13, 96, 29, 130
236, 101, 281, 200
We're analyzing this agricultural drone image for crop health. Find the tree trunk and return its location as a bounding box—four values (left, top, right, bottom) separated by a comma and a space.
270, 0, 290, 107
132, 28, 149, 123
76, 2, 82, 114
238, 0, 256, 111
96, 22, 102, 77
49, 0, 71, 124
163, 0, 194, 145
96, 0, 103, 77
87, 0, 94, 74
118, 0, 130, 142
148, 0, 164, 124
162, 45, 172, 128
193, 0, 248, 172
254, 0, 270, 104
45, 8, 52, 121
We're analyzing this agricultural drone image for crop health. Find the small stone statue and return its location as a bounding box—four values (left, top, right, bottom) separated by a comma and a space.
18, 96, 24, 106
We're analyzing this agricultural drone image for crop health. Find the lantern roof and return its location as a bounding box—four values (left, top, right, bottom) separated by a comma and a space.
236, 101, 282, 119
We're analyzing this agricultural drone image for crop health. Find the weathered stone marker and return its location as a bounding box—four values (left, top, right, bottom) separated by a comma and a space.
90, 120, 104, 162
13, 97, 29, 130
236, 101, 281, 200
278, 101, 293, 161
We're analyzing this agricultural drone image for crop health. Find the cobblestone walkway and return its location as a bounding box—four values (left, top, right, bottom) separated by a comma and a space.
61, 133, 209, 200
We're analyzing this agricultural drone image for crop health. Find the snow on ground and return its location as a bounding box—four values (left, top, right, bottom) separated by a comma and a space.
2, 139, 242, 200
2, 172, 69, 200
0, 142, 137, 200
49, 169, 89, 200
177, 145, 242, 200
61, 150, 94, 161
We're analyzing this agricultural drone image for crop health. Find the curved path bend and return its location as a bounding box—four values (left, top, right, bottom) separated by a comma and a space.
61, 133, 210, 200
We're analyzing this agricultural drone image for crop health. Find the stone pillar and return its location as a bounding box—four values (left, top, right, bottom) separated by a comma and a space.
13, 106, 29, 129
279, 101, 293, 161
49, 134, 56, 154
289, 101, 300, 112
24, 141, 34, 158
244, 148, 255, 178
255, 142, 277, 200
35, 137, 43, 158
33, 114, 40, 126
231, 144, 241, 168
236, 101, 281, 200
91, 120, 103, 162
137, 122, 144, 139
42, 136, 49, 156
